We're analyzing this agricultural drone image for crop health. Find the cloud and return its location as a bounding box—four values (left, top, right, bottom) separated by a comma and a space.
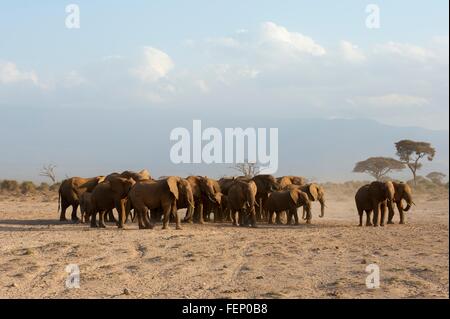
63, 70, 87, 88
260, 22, 326, 56
374, 41, 435, 62
348, 94, 430, 108
206, 37, 240, 48
339, 40, 366, 63
0, 61, 39, 85
131, 47, 174, 82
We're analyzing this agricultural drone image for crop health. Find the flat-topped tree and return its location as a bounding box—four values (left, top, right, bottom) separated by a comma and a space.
395, 140, 436, 185
353, 157, 405, 181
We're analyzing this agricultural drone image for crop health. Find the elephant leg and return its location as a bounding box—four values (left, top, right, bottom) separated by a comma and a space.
115, 200, 126, 229
90, 211, 98, 228
172, 203, 182, 230
106, 210, 116, 223
267, 211, 273, 224
372, 202, 380, 227
136, 208, 146, 229
365, 210, 373, 226
397, 202, 405, 224
232, 211, 239, 226
293, 208, 299, 225
98, 211, 107, 228
275, 212, 282, 225
71, 204, 79, 222
162, 203, 172, 230
198, 202, 205, 224
380, 202, 386, 227
249, 207, 257, 228
302, 206, 306, 220
387, 202, 396, 224
358, 208, 363, 226
59, 199, 69, 221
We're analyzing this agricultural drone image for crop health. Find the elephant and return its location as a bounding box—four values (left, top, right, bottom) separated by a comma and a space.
103, 169, 152, 222
58, 176, 105, 222
283, 183, 325, 224
277, 176, 306, 188
106, 169, 152, 183
227, 180, 258, 227
79, 192, 92, 223
388, 182, 414, 224
266, 188, 311, 225
219, 175, 279, 222
184, 176, 221, 224
128, 176, 194, 230
355, 181, 395, 227
88, 176, 136, 229
203, 179, 225, 222
239, 175, 280, 222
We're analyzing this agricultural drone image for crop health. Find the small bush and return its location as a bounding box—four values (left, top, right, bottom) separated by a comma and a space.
37, 182, 50, 192
20, 181, 36, 194
49, 182, 61, 192
1, 180, 20, 192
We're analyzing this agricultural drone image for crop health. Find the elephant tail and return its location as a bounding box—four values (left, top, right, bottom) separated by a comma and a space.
57, 186, 61, 213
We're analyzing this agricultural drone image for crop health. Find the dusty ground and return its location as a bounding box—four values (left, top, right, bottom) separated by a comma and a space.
0, 191, 448, 299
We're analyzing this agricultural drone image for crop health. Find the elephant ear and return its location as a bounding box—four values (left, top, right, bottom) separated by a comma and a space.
214, 192, 222, 205
308, 184, 319, 201
385, 181, 395, 200
166, 176, 179, 200
289, 189, 299, 205
96, 176, 105, 183
139, 169, 151, 180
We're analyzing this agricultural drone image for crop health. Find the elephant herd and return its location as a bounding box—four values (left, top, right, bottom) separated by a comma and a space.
57, 169, 413, 230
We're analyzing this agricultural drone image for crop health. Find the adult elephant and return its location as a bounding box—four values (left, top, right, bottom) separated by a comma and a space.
58, 176, 105, 222
104, 169, 152, 222
106, 169, 151, 182
184, 176, 221, 224
129, 177, 194, 230
88, 176, 136, 229
227, 180, 258, 227
388, 182, 414, 224
266, 188, 311, 225
203, 179, 224, 222
219, 175, 279, 222
355, 181, 395, 227
283, 183, 325, 224
277, 176, 306, 188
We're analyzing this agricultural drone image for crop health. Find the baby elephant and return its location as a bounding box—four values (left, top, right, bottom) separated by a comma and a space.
266, 188, 311, 225
79, 192, 92, 223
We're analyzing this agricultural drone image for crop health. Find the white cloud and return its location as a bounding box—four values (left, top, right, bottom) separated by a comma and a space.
0, 61, 39, 85
206, 37, 240, 48
374, 41, 435, 62
339, 40, 366, 63
131, 47, 174, 82
63, 70, 87, 88
348, 94, 430, 108
260, 22, 326, 56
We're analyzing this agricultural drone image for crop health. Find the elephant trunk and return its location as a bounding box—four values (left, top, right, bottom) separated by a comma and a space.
402, 192, 413, 212
319, 197, 325, 218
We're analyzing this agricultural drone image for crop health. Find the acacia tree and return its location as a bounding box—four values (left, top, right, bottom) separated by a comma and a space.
230, 161, 262, 178
353, 157, 405, 181
395, 140, 436, 185
426, 171, 446, 185
39, 164, 57, 184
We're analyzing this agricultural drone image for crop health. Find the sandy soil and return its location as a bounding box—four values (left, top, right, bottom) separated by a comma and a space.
0, 192, 448, 299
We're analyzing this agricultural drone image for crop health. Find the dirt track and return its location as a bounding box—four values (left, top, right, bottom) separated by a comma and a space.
0, 193, 448, 299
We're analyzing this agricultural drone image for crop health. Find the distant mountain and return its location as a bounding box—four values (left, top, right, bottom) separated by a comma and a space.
0, 107, 448, 182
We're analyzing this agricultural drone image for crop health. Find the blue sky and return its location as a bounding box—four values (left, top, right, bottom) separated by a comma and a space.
1, 1, 448, 73
0, 1, 448, 181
